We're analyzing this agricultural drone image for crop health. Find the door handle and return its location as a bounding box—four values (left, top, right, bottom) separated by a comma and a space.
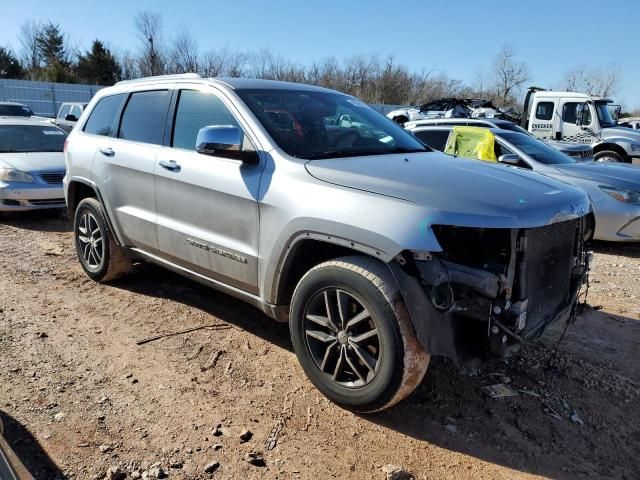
99, 147, 115, 157
159, 159, 181, 172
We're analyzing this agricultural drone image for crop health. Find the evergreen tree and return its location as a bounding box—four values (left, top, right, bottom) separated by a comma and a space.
76, 40, 122, 85
0, 46, 24, 78
35, 22, 74, 82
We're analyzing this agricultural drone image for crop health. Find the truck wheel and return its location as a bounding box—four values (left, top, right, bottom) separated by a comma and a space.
289, 256, 429, 412
73, 197, 131, 282
594, 150, 624, 162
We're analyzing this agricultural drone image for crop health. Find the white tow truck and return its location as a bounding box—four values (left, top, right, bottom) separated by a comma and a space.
521, 87, 640, 163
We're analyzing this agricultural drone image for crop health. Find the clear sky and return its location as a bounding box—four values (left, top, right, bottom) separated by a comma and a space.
2, 0, 639, 108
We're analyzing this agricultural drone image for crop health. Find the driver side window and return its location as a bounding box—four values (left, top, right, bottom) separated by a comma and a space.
172, 90, 254, 151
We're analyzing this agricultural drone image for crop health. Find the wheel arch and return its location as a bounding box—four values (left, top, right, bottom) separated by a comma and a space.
271, 234, 394, 308
592, 142, 629, 162
66, 178, 124, 245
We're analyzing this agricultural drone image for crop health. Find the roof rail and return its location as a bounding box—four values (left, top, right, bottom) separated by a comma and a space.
115, 73, 202, 86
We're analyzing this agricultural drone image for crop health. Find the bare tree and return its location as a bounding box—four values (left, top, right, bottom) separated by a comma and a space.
492, 44, 529, 107
116, 50, 139, 80
169, 29, 199, 73
18, 20, 41, 72
134, 11, 165, 77
200, 49, 226, 77
563, 64, 620, 97
224, 50, 248, 78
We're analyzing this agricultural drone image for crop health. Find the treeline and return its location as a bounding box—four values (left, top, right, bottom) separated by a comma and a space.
0, 11, 626, 111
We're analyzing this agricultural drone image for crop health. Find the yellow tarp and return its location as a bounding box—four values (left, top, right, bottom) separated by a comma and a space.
444, 126, 497, 162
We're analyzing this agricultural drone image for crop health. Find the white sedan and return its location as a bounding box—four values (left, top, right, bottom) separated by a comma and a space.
0, 118, 67, 213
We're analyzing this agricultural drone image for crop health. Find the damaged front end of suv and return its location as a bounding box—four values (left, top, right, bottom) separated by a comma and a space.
390, 216, 593, 367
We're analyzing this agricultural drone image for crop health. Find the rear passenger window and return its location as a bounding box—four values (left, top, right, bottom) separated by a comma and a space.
535, 102, 554, 121
172, 90, 241, 150
84, 94, 125, 136
413, 130, 450, 151
119, 90, 170, 145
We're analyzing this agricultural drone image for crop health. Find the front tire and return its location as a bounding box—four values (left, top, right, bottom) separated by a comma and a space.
594, 150, 624, 163
73, 197, 131, 282
289, 256, 429, 412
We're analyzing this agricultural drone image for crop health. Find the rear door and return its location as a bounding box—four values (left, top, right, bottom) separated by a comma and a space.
91, 88, 172, 251
154, 86, 262, 293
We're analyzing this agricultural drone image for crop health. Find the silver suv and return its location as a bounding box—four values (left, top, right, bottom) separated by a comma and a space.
64, 74, 592, 412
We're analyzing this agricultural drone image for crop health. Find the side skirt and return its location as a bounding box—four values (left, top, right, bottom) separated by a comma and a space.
129, 248, 288, 322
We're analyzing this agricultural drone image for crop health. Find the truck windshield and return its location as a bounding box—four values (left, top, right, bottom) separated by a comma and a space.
595, 102, 616, 128
236, 89, 428, 159
0, 125, 67, 152
497, 131, 577, 165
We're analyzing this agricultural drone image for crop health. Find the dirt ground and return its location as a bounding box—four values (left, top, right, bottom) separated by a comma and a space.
1, 211, 639, 480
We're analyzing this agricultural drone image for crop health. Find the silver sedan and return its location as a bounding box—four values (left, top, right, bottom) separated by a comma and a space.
0, 118, 67, 213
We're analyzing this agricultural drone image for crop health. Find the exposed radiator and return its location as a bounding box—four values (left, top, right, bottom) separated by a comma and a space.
520, 219, 579, 338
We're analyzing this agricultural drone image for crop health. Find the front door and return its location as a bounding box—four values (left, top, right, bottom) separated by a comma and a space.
154, 87, 262, 294
558, 101, 596, 144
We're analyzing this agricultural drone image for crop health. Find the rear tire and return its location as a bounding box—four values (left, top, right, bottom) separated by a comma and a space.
73, 197, 131, 282
594, 150, 624, 163
289, 256, 429, 412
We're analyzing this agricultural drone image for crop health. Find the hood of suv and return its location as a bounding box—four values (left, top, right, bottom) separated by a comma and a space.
306, 152, 590, 228
0, 152, 65, 172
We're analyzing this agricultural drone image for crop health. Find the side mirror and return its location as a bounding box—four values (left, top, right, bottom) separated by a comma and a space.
195, 125, 259, 165
65, 114, 78, 122
498, 154, 521, 166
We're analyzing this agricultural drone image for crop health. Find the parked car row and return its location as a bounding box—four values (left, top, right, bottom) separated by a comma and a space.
390, 87, 640, 164
0, 118, 67, 214
1, 74, 636, 414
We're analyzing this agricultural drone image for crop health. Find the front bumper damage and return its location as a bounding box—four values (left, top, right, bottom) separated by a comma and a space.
390, 217, 591, 367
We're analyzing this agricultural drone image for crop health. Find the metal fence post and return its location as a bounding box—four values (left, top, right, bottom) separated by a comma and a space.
51, 85, 57, 117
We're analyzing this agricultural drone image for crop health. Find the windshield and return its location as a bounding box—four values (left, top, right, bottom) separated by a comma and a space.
595, 102, 616, 128
0, 104, 34, 117
236, 89, 428, 159
497, 131, 577, 165
0, 125, 67, 152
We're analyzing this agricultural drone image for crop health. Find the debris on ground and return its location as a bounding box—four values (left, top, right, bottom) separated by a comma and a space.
204, 461, 220, 473
239, 428, 253, 443
570, 412, 585, 425
479, 383, 518, 398
381, 464, 415, 480
244, 451, 266, 467
105, 466, 125, 480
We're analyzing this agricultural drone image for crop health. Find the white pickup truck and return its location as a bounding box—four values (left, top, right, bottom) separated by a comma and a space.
521, 87, 640, 163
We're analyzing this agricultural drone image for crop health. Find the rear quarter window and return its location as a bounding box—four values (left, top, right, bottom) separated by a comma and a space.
118, 90, 171, 145
84, 94, 126, 136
